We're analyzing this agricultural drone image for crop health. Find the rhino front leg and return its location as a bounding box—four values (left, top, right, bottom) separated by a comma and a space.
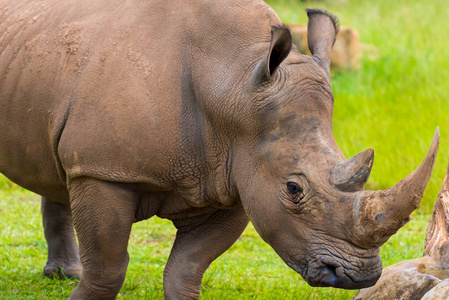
67, 179, 137, 300
41, 197, 82, 279
164, 206, 249, 300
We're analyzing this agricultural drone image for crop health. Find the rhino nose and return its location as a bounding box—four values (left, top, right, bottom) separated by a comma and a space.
337, 271, 381, 290
311, 262, 381, 289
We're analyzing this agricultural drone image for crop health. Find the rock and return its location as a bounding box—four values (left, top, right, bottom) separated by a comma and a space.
424, 163, 449, 267
353, 267, 440, 300
289, 24, 360, 71
421, 279, 449, 299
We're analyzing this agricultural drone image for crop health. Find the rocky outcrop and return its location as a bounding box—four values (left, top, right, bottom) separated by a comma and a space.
422, 279, 449, 299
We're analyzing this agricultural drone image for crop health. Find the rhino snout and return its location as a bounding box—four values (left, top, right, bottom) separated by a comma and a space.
287, 252, 382, 290
308, 256, 382, 289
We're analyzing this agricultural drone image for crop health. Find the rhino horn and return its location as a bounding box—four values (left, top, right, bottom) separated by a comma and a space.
355, 128, 439, 246
306, 8, 339, 73
331, 148, 374, 192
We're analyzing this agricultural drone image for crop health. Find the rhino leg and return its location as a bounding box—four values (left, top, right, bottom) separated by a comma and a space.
41, 197, 82, 279
67, 179, 137, 300
164, 206, 249, 300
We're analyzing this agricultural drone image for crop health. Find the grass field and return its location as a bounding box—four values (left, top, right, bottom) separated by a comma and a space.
0, 190, 429, 299
1, 0, 448, 299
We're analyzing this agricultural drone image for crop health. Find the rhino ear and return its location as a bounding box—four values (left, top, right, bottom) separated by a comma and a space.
306, 9, 339, 72
253, 26, 292, 83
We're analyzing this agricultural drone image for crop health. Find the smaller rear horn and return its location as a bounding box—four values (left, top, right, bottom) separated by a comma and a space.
331, 148, 374, 192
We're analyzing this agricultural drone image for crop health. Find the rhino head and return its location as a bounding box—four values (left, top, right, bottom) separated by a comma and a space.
231, 10, 439, 289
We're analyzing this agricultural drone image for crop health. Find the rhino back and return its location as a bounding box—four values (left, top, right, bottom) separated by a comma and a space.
0, 0, 282, 207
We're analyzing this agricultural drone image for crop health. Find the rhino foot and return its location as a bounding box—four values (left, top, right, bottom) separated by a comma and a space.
44, 261, 82, 280
41, 197, 81, 280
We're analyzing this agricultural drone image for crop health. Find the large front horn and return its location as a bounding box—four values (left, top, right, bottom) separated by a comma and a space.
354, 128, 439, 246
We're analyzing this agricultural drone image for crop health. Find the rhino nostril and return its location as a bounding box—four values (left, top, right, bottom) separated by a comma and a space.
324, 264, 337, 275
318, 264, 338, 286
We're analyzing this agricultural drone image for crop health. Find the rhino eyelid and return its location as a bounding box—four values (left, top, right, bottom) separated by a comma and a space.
286, 172, 306, 179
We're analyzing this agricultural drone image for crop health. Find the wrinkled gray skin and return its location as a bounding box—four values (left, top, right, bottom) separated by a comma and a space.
0, 1, 439, 299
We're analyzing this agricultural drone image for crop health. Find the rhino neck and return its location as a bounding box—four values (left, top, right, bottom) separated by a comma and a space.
170, 2, 284, 209
153, 134, 241, 221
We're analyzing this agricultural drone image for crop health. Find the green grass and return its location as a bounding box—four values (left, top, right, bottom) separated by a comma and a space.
1, 0, 448, 298
0, 191, 429, 299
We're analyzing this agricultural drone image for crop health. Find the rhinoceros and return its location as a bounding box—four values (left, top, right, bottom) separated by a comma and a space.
0, 0, 439, 299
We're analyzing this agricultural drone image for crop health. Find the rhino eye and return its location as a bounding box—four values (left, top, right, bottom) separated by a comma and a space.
287, 182, 303, 196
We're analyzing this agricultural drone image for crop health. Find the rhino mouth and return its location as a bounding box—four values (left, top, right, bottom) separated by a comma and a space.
286, 252, 382, 289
